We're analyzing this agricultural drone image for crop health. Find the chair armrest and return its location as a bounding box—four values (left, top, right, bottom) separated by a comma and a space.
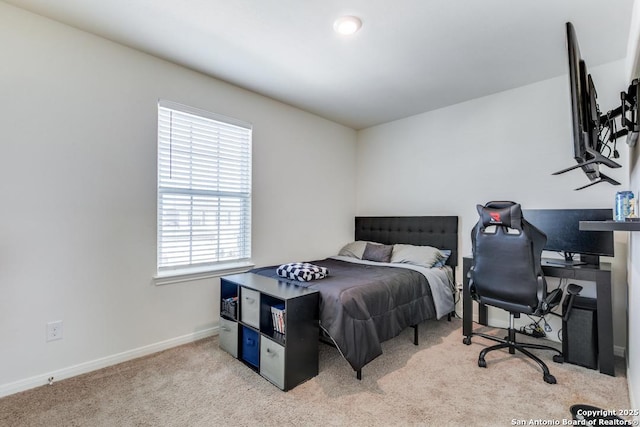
562, 284, 584, 321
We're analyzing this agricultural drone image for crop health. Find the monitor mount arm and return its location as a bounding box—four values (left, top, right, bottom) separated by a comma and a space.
599, 79, 639, 148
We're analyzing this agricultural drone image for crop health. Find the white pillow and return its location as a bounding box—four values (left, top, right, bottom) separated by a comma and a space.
390, 244, 444, 268
338, 241, 371, 259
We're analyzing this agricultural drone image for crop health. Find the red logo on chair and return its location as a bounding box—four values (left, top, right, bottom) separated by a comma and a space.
489, 212, 501, 223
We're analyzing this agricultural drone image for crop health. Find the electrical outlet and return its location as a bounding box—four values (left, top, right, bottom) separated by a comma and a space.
46, 321, 63, 342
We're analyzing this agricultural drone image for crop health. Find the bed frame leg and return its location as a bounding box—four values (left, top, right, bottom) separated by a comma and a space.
412, 324, 419, 345
356, 369, 362, 380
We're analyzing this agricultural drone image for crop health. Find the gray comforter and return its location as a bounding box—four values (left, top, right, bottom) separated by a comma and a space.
251, 256, 454, 371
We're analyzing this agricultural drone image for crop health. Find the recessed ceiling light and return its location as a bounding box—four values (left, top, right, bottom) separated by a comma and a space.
333, 16, 362, 35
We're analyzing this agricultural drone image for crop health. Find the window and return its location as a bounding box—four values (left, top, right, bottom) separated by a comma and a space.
157, 100, 252, 278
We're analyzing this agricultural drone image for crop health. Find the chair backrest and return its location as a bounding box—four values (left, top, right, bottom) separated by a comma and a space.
470, 201, 547, 314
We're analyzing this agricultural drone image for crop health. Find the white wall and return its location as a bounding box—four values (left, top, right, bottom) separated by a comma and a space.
357, 61, 630, 351
625, 0, 640, 411
0, 3, 357, 395
628, 116, 640, 411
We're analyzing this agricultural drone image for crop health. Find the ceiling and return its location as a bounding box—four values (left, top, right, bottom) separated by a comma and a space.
4, 0, 635, 129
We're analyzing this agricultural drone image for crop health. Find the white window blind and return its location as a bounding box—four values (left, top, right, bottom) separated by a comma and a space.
157, 100, 252, 274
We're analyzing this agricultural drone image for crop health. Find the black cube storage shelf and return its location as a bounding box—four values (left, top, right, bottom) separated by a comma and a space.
219, 273, 319, 391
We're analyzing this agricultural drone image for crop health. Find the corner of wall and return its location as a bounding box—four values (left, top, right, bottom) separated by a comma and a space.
627, 0, 640, 81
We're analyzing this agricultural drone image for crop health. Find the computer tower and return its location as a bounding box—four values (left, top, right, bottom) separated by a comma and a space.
562, 296, 598, 369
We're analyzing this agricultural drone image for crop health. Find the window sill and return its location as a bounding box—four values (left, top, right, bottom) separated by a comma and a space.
153, 261, 255, 286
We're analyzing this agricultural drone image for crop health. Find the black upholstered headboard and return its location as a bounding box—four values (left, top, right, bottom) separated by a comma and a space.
354, 216, 459, 267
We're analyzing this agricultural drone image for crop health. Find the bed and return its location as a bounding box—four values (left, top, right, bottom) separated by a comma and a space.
251, 216, 458, 378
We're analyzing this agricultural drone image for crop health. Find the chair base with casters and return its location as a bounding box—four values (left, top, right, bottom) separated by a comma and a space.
463, 312, 564, 384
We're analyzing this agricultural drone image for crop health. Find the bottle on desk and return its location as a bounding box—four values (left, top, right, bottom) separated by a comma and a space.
614, 191, 635, 221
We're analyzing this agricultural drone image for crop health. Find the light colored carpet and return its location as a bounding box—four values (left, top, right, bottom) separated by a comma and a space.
0, 319, 630, 426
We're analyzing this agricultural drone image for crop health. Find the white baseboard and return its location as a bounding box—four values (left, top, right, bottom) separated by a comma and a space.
0, 323, 626, 399
0, 326, 219, 399
627, 356, 638, 419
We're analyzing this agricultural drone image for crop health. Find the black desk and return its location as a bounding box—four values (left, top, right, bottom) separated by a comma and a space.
462, 256, 614, 376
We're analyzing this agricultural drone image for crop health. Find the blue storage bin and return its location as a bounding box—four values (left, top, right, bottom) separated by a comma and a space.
241, 326, 260, 368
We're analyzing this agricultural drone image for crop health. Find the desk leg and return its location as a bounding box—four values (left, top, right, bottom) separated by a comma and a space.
462, 258, 473, 337
463, 277, 472, 337
596, 272, 615, 376
462, 257, 489, 338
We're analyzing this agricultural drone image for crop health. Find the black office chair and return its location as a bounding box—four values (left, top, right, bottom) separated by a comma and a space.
464, 201, 564, 384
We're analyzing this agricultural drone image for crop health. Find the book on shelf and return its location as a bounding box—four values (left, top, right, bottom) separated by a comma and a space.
270, 304, 286, 335
222, 296, 238, 319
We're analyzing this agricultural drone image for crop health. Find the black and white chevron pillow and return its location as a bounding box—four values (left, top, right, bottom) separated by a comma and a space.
276, 262, 329, 282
